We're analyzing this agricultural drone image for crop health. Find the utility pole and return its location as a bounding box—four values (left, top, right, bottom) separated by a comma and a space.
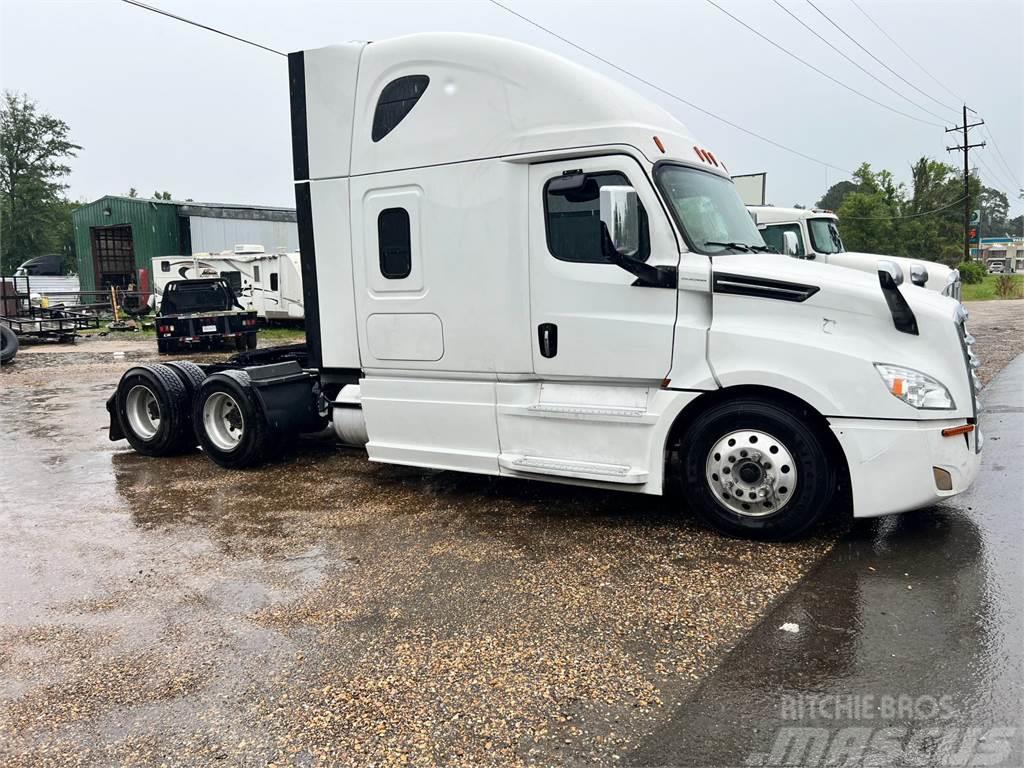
946, 106, 985, 261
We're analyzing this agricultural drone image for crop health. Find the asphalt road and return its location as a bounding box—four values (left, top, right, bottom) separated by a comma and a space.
629, 353, 1024, 768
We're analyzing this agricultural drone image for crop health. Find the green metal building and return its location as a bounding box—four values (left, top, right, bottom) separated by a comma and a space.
73, 197, 181, 292
72, 196, 297, 292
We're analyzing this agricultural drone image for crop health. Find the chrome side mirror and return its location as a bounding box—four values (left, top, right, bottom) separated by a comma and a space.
910, 263, 929, 287
782, 231, 800, 257
877, 259, 904, 286
599, 186, 640, 258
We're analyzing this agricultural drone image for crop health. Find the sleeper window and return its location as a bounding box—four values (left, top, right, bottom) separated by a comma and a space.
269, 273, 279, 291
378, 208, 412, 279
372, 75, 429, 142
160, 261, 170, 272
253, 265, 261, 283
544, 172, 651, 263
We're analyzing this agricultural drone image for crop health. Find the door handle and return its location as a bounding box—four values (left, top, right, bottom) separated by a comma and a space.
538, 323, 558, 358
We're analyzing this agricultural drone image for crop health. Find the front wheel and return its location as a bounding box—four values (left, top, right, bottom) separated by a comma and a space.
677, 398, 838, 540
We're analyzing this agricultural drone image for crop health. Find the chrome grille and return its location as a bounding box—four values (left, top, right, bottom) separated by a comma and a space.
955, 305, 982, 452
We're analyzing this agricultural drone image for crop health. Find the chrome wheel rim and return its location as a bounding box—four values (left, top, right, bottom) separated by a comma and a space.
706, 429, 797, 517
125, 385, 161, 440
203, 392, 245, 452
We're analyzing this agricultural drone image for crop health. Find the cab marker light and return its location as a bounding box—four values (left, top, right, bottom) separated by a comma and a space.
653, 136, 665, 153
941, 424, 974, 438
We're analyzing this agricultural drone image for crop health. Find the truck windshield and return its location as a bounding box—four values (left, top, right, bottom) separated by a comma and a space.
655, 165, 767, 255
808, 217, 844, 254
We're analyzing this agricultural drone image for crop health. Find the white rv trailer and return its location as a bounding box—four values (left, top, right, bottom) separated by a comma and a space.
749, 206, 962, 300
152, 245, 304, 321
109, 33, 981, 540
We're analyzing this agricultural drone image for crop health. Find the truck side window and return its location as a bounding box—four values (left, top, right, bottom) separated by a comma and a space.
761, 223, 805, 257
161, 261, 170, 272
270, 273, 279, 291
220, 270, 242, 294
372, 75, 430, 142
378, 208, 412, 279
544, 172, 650, 263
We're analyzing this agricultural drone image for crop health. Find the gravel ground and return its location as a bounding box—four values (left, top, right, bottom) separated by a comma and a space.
0, 302, 1019, 767
962, 299, 1024, 385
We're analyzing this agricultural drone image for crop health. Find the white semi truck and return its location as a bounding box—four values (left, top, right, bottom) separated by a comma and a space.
749, 205, 962, 300
106, 33, 981, 540
152, 245, 305, 321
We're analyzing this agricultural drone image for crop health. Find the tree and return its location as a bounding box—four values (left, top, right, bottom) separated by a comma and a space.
152, 191, 172, 200
127, 187, 138, 198
0, 91, 81, 274
977, 186, 1010, 238
835, 163, 900, 254
816, 179, 859, 211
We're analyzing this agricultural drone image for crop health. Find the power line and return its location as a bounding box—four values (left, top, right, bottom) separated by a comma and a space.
840, 194, 966, 220
769, 0, 948, 123
486, 0, 853, 174
704, 0, 942, 127
848, 0, 965, 106
980, 125, 1022, 190
975, 155, 1015, 197
120, 0, 285, 57
804, 0, 957, 116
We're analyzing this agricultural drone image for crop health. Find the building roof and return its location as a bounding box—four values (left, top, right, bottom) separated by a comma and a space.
74, 195, 295, 222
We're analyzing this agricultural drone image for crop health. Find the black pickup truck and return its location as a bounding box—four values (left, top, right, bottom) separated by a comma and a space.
156, 278, 258, 354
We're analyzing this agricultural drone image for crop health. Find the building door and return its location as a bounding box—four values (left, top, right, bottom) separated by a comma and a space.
91, 226, 135, 288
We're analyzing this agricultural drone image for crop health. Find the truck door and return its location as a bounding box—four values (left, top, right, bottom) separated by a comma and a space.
528, 157, 679, 380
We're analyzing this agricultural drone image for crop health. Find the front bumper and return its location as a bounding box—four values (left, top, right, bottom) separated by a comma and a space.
830, 417, 981, 518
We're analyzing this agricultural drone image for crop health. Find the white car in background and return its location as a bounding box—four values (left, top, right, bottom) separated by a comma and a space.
749, 206, 961, 300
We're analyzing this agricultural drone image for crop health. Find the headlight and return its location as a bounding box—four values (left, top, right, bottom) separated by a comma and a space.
874, 364, 956, 410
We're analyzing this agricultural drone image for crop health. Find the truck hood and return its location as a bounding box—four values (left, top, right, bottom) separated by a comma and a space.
832, 251, 953, 293
712, 253, 958, 322
708, 253, 970, 421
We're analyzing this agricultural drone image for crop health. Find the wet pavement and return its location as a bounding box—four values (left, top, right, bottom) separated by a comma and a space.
1, 342, 834, 767
2, 316, 1021, 766
630, 354, 1024, 767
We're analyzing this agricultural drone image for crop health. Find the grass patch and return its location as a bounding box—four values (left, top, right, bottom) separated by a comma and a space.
961, 274, 1024, 301
77, 319, 305, 342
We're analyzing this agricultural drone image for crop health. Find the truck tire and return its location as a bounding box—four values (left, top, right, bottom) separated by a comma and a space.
1, 325, 18, 364
193, 370, 271, 469
245, 333, 258, 350
678, 398, 837, 541
115, 364, 193, 456
164, 360, 206, 398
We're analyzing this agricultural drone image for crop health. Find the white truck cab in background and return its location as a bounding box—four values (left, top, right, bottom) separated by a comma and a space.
750, 205, 962, 300
113, 32, 980, 542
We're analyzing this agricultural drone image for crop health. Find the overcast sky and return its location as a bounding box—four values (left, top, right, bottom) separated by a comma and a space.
2, 0, 1021, 218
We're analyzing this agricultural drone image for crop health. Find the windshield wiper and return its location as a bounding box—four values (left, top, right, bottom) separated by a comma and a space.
749, 245, 775, 253
704, 240, 753, 253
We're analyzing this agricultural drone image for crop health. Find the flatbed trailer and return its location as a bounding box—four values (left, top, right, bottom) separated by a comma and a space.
155, 278, 259, 354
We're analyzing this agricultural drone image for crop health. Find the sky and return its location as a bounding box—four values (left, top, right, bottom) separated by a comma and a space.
2, 0, 1021, 218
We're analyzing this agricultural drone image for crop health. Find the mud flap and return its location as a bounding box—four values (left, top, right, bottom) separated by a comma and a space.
106, 392, 125, 441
